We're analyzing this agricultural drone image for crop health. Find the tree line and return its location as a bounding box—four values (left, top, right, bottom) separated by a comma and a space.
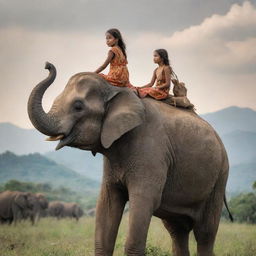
222, 181, 256, 223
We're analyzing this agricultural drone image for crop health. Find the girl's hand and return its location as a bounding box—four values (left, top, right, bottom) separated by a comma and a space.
94, 50, 115, 73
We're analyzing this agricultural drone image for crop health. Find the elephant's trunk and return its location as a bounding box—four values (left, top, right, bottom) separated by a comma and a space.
27, 62, 60, 136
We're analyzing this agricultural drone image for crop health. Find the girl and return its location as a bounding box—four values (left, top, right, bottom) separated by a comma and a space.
95, 28, 134, 89
137, 49, 173, 100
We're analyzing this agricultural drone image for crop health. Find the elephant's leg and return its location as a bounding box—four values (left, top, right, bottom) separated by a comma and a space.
162, 218, 192, 256
95, 183, 127, 256
30, 213, 36, 225
12, 203, 24, 225
124, 194, 159, 256
193, 225, 216, 256
193, 178, 225, 256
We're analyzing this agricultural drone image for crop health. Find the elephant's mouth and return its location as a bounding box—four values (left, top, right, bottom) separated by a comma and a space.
46, 132, 76, 151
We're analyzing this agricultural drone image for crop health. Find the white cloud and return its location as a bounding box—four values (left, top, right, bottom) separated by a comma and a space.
165, 1, 256, 72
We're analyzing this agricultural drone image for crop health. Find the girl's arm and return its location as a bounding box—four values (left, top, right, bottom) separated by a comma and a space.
157, 66, 171, 89
140, 69, 156, 88
94, 50, 115, 73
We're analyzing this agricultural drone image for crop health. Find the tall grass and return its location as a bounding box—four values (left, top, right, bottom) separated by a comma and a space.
0, 216, 255, 255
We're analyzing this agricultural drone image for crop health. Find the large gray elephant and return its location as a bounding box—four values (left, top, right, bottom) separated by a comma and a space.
0, 190, 36, 225
25, 193, 48, 224
27, 62, 232, 256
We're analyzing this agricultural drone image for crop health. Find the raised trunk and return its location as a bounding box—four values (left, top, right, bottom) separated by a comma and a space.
27, 62, 60, 136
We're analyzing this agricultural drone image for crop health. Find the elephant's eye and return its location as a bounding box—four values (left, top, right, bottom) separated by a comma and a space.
73, 101, 84, 112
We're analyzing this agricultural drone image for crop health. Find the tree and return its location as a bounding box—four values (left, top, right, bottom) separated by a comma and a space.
223, 181, 256, 223
4, 180, 35, 192
253, 181, 256, 190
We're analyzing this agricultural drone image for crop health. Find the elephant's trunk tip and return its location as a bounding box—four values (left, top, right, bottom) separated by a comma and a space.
45, 61, 54, 71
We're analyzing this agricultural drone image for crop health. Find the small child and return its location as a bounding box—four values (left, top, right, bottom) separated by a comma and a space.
137, 49, 173, 100
95, 28, 134, 89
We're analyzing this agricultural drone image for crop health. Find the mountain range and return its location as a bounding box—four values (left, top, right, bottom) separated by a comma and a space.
0, 106, 255, 194
201, 106, 256, 135
0, 151, 99, 194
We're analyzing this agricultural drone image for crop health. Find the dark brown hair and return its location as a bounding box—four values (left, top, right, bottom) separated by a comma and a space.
155, 49, 170, 65
155, 48, 176, 77
106, 28, 127, 59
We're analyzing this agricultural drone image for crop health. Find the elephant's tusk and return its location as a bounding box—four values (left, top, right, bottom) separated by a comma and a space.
45, 135, 64, 141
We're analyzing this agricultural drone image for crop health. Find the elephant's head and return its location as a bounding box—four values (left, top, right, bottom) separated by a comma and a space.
14, 192, 36, 210
36, 193, 48, 210
27, 62, 145, 153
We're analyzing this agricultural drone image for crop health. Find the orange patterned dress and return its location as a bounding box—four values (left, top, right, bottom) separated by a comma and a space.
138, 66, 170, 100
99, 46, 134, 88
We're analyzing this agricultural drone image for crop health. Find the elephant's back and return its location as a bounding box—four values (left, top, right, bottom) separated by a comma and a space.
0, 191, 17, 203
142, 98, 216, 138
143, 100, 228, 210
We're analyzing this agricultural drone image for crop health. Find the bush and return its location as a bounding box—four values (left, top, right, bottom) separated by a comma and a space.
223, 181, 256, 224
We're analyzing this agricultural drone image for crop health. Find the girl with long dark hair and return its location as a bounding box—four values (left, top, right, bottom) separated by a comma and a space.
137, 49, 174, 100
95, 28, 134, 88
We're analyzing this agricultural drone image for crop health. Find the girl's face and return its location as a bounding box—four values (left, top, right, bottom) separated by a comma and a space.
106, 33, 118, 47
153, 51, 163, 64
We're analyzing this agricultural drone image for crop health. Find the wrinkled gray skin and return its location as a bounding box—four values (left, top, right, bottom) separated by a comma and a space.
27, 63, 230, 256
25, 193, 49, 224
0, 191, 36, 225
48, 201, 64, 219
62, 202, 84, 221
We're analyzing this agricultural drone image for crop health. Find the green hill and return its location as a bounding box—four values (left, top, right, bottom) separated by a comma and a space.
45, 147, 103, 181
0, 151, 99, 194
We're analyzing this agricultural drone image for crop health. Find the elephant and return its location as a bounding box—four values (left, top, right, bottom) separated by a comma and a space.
25, 193, 49, 224
62, 202, 84, 221
48, 201, 64, 219
0, 190, 37, 225
27, 62, 233, 256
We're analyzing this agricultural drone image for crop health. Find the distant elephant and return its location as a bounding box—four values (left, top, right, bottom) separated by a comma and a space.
26, 193, 48, 224
48, 201, 64, 219
62, 202, 84, 221
27, 62, 232, 256
0, 190, 36, 225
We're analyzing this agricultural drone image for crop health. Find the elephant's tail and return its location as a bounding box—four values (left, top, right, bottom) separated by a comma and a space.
224, 194, 233, 222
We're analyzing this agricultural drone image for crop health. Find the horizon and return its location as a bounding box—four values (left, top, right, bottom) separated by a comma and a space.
1, 105, 255, 130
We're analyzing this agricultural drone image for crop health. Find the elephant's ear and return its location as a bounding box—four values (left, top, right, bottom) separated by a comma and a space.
101, 90, 145, 148
14, 193, 27, 208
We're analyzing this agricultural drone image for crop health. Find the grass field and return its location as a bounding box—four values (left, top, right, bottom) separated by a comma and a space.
0, 216, 256, 256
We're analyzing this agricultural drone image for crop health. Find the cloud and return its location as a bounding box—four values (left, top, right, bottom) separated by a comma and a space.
165, 1, 256, 73
0, 0, 247, 33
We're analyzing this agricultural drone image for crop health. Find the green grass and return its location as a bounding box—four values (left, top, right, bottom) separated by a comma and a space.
0, 217, 256, 255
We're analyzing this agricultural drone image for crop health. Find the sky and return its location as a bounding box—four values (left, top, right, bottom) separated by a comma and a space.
0, 0, 255, 129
